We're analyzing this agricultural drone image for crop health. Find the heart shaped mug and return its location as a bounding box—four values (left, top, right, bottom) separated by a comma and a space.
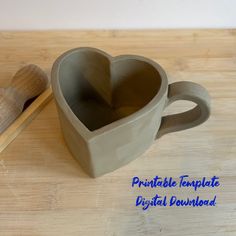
51, 47, 210, 177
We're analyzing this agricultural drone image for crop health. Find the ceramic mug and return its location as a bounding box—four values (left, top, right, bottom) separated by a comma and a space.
51, 47, 210, 177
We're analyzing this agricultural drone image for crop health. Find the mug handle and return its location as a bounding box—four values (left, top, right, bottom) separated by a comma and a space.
156, 81, 210, 139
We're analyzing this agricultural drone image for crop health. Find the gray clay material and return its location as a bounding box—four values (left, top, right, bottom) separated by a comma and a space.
51, 47, 210, 177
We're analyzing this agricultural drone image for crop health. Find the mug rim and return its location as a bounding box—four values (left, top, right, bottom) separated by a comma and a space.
51, 47, 168, 140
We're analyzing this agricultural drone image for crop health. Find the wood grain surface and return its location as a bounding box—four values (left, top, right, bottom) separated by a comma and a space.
0, 30, 235, 236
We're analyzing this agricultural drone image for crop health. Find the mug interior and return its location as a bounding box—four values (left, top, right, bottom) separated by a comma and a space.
58, 50, 161, 131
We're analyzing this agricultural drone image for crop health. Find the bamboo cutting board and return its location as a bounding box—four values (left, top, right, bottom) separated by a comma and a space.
0, 30, 235, 236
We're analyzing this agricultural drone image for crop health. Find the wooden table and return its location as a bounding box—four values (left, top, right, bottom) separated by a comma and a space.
0, 30, 235, 236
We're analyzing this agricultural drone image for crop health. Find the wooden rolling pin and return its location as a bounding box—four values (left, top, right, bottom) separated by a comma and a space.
0, 65, 48, 133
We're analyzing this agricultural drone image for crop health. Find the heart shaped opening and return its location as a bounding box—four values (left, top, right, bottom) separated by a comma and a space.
58, 50, 161, 131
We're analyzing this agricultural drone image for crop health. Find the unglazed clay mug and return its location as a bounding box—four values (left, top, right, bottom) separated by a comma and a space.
51, 47, 210, 177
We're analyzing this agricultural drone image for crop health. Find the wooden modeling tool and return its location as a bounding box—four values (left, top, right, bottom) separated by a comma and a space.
0, 65, 52, 152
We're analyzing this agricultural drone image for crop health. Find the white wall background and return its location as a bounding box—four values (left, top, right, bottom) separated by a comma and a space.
0, 0, 235, 30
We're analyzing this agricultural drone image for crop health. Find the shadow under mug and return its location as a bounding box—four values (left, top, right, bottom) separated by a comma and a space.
51, 47, 210, 177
